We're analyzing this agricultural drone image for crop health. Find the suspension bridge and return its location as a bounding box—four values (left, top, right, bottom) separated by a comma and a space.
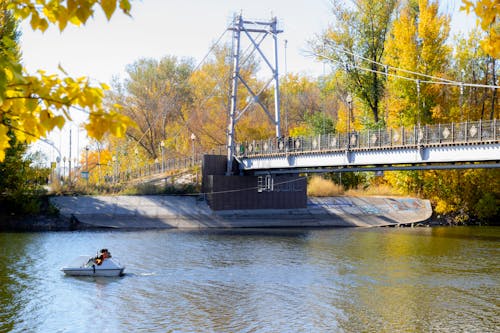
111, 15, 499, 211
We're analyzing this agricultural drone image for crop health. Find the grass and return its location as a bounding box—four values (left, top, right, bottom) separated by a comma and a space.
307, 176, 345, 196
307, 176, 403, 197
345, 184, 402, 197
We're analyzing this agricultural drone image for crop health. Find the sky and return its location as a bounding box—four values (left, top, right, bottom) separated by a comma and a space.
21, 0, 334, 83
21, 0, 476, 165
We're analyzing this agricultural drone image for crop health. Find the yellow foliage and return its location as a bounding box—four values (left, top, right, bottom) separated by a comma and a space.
434, 198, 455, 215
462, 0, 500, 58
8, 0, 131, 31
0, 124, 10, 161
384, 0, 451, 126
85, 110, 135, 141
0, 0, 134, 162
288, 124, 309, 137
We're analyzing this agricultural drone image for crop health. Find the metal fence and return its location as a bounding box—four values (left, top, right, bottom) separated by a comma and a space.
109, 155, 202, 183
237, 120, 499, 157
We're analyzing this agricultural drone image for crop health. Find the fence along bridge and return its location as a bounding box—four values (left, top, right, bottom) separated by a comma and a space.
235, 120, 500, 175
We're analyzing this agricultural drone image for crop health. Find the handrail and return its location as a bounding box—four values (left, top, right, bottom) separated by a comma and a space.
237, 120, 499, 157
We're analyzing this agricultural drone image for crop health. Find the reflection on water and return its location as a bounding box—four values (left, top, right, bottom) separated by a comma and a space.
0, 227, 499, 332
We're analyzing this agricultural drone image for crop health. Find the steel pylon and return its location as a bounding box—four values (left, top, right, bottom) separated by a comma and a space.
226, 14, 283, 175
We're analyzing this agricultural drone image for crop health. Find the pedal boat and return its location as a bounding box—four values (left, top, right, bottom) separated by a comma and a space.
61, 255, 125, 277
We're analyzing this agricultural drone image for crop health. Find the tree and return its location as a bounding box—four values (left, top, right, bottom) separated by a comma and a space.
0, 0, 134, 162
461, 1, 499, 120
108, 56, 194, 159
186, 47, 230, 150
187, 44, 272, 151
280, 73, 322, 129
461, 0, 500, 59
320, 0, 398, 125
452, 29, 498, 121
384, 0, 451, 126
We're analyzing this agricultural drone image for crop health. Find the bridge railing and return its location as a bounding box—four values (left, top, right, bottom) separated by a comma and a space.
237, 119, 499, 157
105, 155, 202, 184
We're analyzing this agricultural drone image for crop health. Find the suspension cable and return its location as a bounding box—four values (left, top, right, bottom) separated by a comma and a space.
315, 51, 500, 89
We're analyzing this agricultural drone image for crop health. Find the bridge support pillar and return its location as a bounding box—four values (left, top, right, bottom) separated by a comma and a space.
202, 155, 307, 211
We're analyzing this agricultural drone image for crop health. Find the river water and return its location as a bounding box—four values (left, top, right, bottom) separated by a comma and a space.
0, 226, 498, 332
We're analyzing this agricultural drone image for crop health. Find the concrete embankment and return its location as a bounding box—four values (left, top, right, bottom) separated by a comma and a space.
50, 195, 432, 229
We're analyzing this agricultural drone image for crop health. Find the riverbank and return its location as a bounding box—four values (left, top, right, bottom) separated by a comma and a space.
1, 195, 432, 231
40, 195, 431, 230
0, 214, 75, 231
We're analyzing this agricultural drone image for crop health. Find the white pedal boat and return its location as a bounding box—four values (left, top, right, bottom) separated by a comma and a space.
61, 255, 125, 277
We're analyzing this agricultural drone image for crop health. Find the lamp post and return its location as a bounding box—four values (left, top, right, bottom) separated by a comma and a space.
56, 156, 61, 184
112, 155, 117, 183
68, 129, 72, 185
97, 144, 101, 185
85, 146, 89, 186
346, 94, 353, 148
190, 133, 196, 166
160, 141, 165, 173
62, 156, 66, 183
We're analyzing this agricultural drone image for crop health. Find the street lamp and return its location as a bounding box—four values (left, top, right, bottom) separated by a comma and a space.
160, 141, 165, 173
112, 155, 117, 183
190, 133, 196, 165
346, 94, 353, 148
134, 147, 139, 177
85, 146, 89, 186
62, 156, 67, 183
56, 156, 61, 184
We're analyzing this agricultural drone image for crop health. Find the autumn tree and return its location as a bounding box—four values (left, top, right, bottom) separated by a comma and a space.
0, 5, 49, 214
383, 0, 451, 126
187, 44, 273, 152
186, 46, 231, 151
461, 0, 499, 121
452, 29, 499, 121
280, 73, 339, 136
280, 73, 322, 131
320, 0, 398, 126
0, 0, 134, 163
462, 0, 499, 59
108, 56, 193, 159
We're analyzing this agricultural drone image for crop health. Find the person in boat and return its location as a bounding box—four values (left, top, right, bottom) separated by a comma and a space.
101, 249, 111, 259
95, 249, 111, 266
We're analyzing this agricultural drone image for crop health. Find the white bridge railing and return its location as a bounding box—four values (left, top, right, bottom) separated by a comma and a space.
236, 120, 499, 157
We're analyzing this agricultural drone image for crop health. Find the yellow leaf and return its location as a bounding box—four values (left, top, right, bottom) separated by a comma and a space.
101, 0, 117, 20
119, 0, 132, 14
30, 11, 40, 30
0, 124, 11, 162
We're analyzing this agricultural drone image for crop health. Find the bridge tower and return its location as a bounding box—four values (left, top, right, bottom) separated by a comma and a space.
226, 15, 283, 175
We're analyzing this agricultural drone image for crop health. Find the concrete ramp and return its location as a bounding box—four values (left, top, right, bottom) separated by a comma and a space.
50, 195, 432, 229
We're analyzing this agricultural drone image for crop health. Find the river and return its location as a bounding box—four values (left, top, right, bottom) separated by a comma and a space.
0, 226, 498, 332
